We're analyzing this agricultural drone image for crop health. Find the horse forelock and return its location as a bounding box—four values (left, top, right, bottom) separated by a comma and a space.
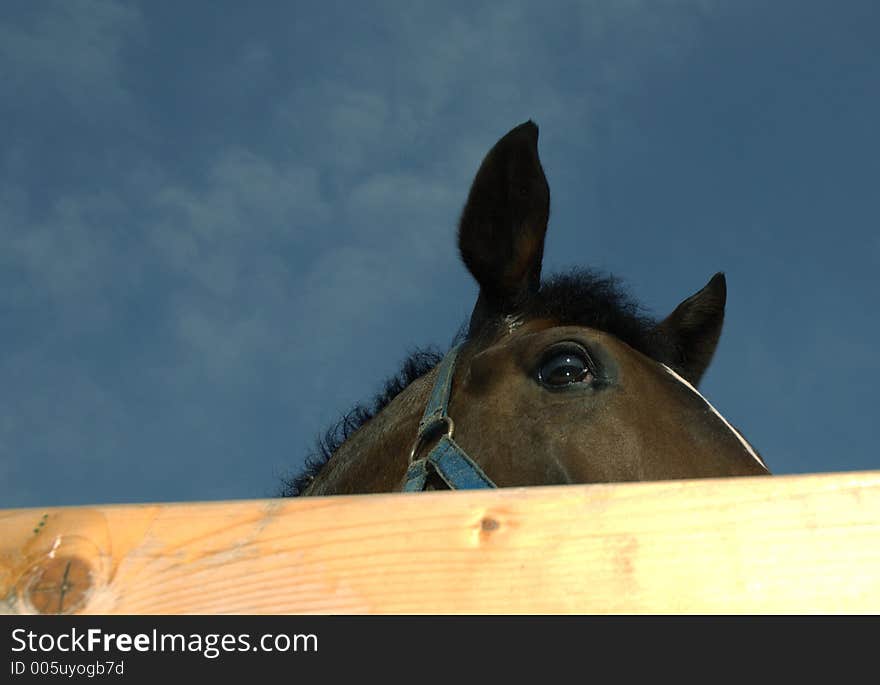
506, 268, 664, 359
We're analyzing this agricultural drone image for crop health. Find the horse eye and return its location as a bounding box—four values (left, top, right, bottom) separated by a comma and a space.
537, 348, 593, 389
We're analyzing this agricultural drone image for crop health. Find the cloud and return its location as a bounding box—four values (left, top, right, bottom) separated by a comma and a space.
0, 0, 141, 114
0, 186, 132, 336
151, 148, 329, 294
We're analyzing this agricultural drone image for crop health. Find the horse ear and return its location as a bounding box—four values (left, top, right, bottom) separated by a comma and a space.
458, 121, 550, 334
654, 272, 727, 386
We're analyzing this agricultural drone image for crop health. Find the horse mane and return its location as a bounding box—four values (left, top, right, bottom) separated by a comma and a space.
279, 348, 445, 496
282, 268, 659, 496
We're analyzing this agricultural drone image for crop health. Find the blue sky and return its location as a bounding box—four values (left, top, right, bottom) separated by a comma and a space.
1, 1, 877, 508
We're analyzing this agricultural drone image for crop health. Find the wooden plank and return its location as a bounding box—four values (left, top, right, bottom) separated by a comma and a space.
1, 470, 879, 614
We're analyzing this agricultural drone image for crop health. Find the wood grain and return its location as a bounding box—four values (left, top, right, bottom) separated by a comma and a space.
2, 470, 879, 614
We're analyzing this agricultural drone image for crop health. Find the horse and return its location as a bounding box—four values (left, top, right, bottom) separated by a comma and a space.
284, 121, 770, 497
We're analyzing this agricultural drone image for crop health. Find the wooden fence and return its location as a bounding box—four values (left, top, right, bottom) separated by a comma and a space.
1, 470, 879, 614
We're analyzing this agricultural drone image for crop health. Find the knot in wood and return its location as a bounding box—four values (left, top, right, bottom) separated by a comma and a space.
24, 555, 93, 615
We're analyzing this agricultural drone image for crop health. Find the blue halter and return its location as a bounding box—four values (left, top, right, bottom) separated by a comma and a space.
403, 344, 497, 491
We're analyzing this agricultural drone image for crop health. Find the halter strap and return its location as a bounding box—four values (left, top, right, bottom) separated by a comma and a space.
403, 344, 497, 491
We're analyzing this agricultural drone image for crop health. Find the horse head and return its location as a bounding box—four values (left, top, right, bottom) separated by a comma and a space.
292, 121, 769, 497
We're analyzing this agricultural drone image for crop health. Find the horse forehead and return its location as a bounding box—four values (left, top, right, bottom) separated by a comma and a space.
463, 323, 650, 397
495, 321, 632, 351
466, 322, 645, 379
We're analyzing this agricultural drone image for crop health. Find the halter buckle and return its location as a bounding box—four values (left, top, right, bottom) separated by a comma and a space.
408, 416, 455, 464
